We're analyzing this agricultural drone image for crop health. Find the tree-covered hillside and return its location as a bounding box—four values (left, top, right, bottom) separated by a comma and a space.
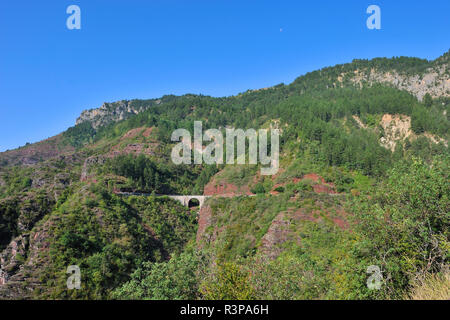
0, 52, 448, 300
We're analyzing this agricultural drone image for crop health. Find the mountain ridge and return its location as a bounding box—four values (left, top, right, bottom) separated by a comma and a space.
74, 50, 449, 131
0, 51, 448, 300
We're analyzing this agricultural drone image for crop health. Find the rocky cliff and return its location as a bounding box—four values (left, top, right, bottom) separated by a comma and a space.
349, 64, 449, 101
76, 101, 141, 129
76, 99, 163, 129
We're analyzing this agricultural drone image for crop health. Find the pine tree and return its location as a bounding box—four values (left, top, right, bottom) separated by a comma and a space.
423, 93, 432, 108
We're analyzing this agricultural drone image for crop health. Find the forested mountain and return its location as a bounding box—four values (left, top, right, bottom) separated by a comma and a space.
0, 51, 448, 299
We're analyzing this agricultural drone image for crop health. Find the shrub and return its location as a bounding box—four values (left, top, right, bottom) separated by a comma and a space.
351, 157, 450, 298
200, 260, 254, 300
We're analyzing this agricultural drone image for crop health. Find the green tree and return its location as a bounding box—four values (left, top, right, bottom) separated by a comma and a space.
423, 93, 433, 108
351, 157, 449, 298
200, 260, 254, 299
113, 250, 203, 300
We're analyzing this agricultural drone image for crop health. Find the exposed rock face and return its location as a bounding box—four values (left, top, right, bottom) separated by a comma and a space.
259, 204, 349, 260
352, 115, 367, 129
312, 184, 337, 194
423, 132, 448, 147
203, 181, 240, 196
349, 65, 449, 101
379, 114, 414, 152
302, 173, 337, 194
0, 217, 53, 299
81, 155, 106, 181
353, 113, 448, 151
259, 212, 293, 259
196, 204, 214, 244
203, 173, 256, 196
0, 236, 28, 286
76, 101, 144, 129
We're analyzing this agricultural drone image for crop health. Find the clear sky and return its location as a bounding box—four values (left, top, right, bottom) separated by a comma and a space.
0, 0, 449, 151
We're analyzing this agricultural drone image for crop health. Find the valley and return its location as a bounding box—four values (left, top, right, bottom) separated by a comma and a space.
0, 51, 449, 300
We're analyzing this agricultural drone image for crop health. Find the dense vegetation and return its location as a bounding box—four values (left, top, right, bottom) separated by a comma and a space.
112, 158, 449, 300
102, 154, 218, 195
39, 184, 197, 299
0, 52, 449, 300
64, 84, 449, 178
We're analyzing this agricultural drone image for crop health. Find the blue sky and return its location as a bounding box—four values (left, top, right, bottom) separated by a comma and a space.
0, 0, 449, 151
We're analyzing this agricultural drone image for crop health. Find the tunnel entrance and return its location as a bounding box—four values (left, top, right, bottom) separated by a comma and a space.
188, 198, 200, 209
